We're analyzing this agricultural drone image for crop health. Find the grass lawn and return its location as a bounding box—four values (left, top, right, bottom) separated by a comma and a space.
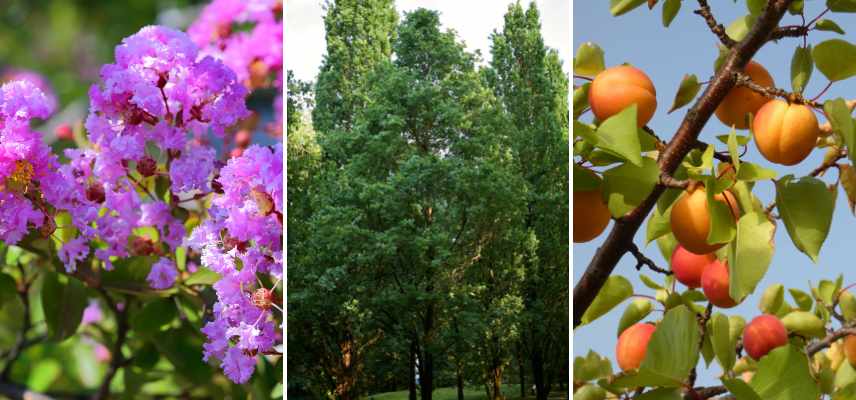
366, 384, 567, 400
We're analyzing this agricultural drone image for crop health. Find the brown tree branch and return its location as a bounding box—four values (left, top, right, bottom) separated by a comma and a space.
806, 326, 856, 356
694, 0, 736, 47
93, 291, 129, 400
628, 243, 672, 275
574, 0, 795, 328
769, 25, 809, 41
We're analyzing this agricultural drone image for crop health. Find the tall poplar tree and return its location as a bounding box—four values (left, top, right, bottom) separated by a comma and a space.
488, 3, 570, 399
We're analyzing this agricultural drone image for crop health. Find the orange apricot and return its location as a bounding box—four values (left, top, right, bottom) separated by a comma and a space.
701, 259, 738, 308
589, 65, 657, 127
670, 245, 716, 288
743, 314, 788, 360
715, 61, 774, 130
669, 185, 740, 255
616, 323, 656, 371
752, 99, 820, 166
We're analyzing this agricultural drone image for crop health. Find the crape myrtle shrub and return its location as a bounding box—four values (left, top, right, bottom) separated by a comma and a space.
574, 1, 856, 400
0, 0, 282, 397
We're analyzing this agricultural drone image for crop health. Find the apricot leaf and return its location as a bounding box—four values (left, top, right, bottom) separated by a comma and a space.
722, 378, 761, 400
711, 312, 736, 371
726, 15, 756, 42
705, 176, 737, 245
574, 350, 613, 382
749, 345, 820, 399
639, 305, 699, 386
594, 105, 644, 166
617, 298, 653, 336
840, 291, 856, 322
656, 233, 679, 265
759, 284, 785, 315
823, 99, 855, 167
781, 311, 825, 338
727, 127, 741, 170
815, 19, 846, 35
646, 203, 672, 244
574, 384, 607, 400
636, 388, 681, 400
574, 42, 605, 77
580, 275, 633, 326
610, 0, 647, 16
775, 175, 835, 262
668, 74, 700, 113
735, 162, 777, 182
813, 40, 856, 82
602, 157, 658, 217
661, 0, 680, 27
791, 45, 813, 94
747, 0, 765, 15
728, 315, 746, 345
828, 0, 856, 13
836, 361, 856, 389
789, 288, 814, 311
716, 133, 751, 146
573, 82, 591, 119
839, 164, 856, 213
727, 212, 775, 302
574, 164, 601, 192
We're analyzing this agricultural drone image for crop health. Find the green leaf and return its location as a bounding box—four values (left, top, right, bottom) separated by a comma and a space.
574, 42, 606, 77
736, 162, 777, 181
835, 383, 856, 400
574, 82, 592, 120
150, 326, 213, 384
836, 360, 856, 390
705, 177, 737, 245
813, 39, 856, 82
749, 344, 821, 399
656, 233, 679, 265
729, 315, 746, 345
130, 298, 177, 336
717, 134, 751, 146
775, 175, 835, 262
711, 312, 736, 371
727, 127, 741, 169
662, 0, 681, 27
839, 164, 856, 213
595, 105, 644, 166
759, 284, 785, 314
790, 46, 813, 94
727, 212, 775, 302
602, 158, 659, 217
726, 15, 756, 42
818, 280, 838, 305
640, 274, 664, 290
574, 384, 607, 400
646, 202, 672, 244
747, 0, 765, 15
574, 165, 602, 192
840, 291, 856, 322
610, 0, 648, 16
815, 19, 846, 35
828, 0, 856, 13
668, 74, 701, 113
789, 0, 804, 14
639, 305, 700, 386
790, 288, 814, 311
781, 311, 826, 338
637, 388, 681, 400
618, 298, 654, 336
41, 272, 87, 341
580, 275, 633, 326
824, 98, 856, 166
723, 378, 762, 400
101, 256, 159, 294
574, 350, 613, 382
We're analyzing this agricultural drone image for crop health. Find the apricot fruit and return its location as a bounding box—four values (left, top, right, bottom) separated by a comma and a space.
844, 335, 856, 368
616, 323, 656, 371
573, 174, 611, 243
715, 61, 774, 129
701, 259, 737, 308
670, 245, 715, 288
669, 185, 740, 255
752, 99, 820, 166
743, 314, 789, 360
589, 65, 657, 127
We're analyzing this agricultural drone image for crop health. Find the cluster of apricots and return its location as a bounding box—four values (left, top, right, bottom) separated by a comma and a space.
574, 61, 823, 244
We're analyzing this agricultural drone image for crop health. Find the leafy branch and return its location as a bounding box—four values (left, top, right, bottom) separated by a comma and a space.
574, 0, 796, 328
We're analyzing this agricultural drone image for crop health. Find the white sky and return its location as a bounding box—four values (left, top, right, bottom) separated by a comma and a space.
286, 0, 570, 82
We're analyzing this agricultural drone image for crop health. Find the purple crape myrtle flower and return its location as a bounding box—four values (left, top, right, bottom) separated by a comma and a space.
0, 80, 59, 244
187, 143, 282, 384
1, 68, 59, 114
81, 299, 104, 325
147, 257, 178, 290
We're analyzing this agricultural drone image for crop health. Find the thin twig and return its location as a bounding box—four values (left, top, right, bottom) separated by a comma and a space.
93, 291, 129, 400
628, 243, 673, 275
734, 71, 820, 108
694, 0, 736, 47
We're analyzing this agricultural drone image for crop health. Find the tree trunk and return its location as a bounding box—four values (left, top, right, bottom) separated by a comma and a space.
419, 302, 435, 400
532, 348, 546, 400
334, 336, 358, 400
410, 339, 418, 400
456, 367, 464, 400
490, 362, 504, 400
517, 345, 525, 399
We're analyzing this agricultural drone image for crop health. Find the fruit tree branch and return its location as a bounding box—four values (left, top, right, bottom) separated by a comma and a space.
574, 0, 795, 328
769, 25, 809, 41
694, 0, 736, 48
733, 72, 820, 108
806, 325, 856, 356
628, 242, 672, 275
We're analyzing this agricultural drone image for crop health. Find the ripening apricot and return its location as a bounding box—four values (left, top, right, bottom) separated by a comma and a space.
752, 99, 820, 166
589, 65, 657, 127
573, 173, 611, 243
670, 245, 715, 288
743, 314, 789, 360
669, 185, 740, 255
715, 61, 774, 129
844, 335, 856, 368
616, 323, 656, 371
701, 259, 737, 308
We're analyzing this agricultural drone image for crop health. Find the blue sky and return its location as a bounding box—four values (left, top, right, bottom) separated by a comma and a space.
573, 1, 856, 387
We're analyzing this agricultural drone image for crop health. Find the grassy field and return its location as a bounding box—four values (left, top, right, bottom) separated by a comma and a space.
367, 384, 567, 400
